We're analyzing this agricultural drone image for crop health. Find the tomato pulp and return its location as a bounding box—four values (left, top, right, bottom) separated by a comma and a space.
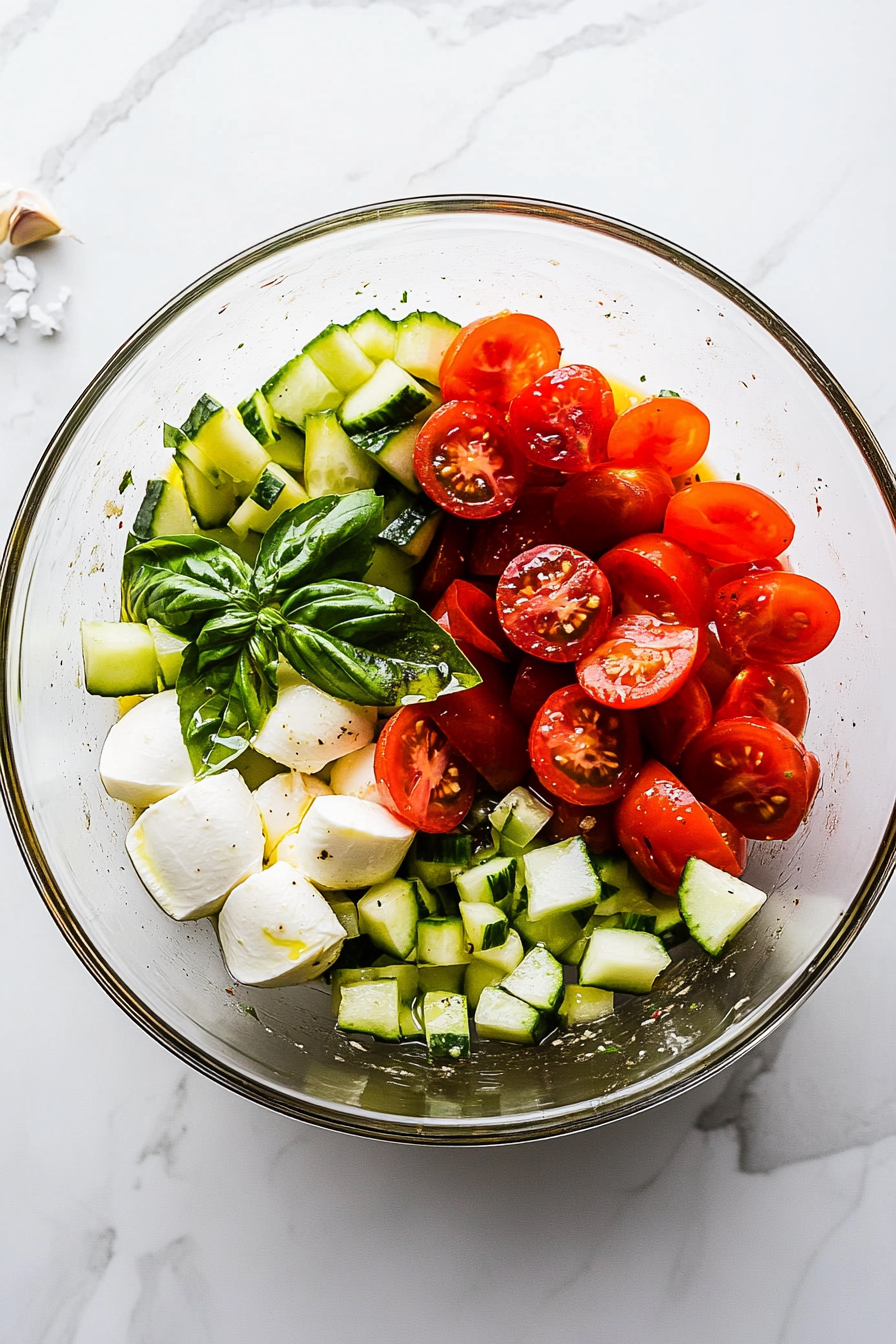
375, 706, 477, 833
508, 363, 617, 472
414, 400, 527, 520
714, 571, 841, 663
715, 663, 809, 738
577, 613, 704, 709
680, 715, 812, 841
497, 543, 612, 662
529, 684, 642, 806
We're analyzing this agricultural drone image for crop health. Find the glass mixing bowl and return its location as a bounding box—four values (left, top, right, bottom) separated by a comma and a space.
2, 196, 894, 1143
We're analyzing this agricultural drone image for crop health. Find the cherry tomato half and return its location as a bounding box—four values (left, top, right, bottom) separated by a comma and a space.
577, 613, 704, 709
615, 760, 746, 895
440, 311, 562, 409
715, 663, 809, 738
469, 487, 562, 576
497, 544, 613, 662
638, 674, 713, 766
553, 465, 675, 557
414, 515, 471, 606
375, 706, 476, 833
509, 656, 574, 726
714, 571, 841, 663
664, 481, 795, 564
680, 715, 812, 841
698, 628, 740, 707
431, 579, 510, 663
507, 364, 617, 472
429, 642, 529, 794
606, 396, 710, 475
529, 684, 642, 806
599, 533, 713, 626
708, 558, 783, 595
414, 400, 527, 520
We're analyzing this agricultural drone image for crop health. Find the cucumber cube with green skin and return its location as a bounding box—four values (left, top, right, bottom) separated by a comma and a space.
326, 898, 360, 941
558, 985, 614, 1027
337, 979, 401, 1041
459, 901, 509, 953
181, 394, 270, 484
678, 857, 767, 956
416, 916, 471, 966
490, 786, 553, 849
133, 478, 194, 541
165, 422, 226, 485
352, 420, 421, 494
417, 964, 467, 994
268, 422, 306, 473
263, 352, 343, 429
474, 986, 548, 1045
147, 619, 188, 688
81, 621, 160, 697
379, 477, 417, 526
423, 992, 470, 1060
410, 878, 440, 917
500, 944, 564, 1012
473, 928, 525, 974
524, 835, 602, 920
329, 963, 418, 1016
340, 359, 432, 436
228, 463, 309, 540
362, 542, 415, 597
579, 928, 671, 994
304, 324, 376, 393
394, 311, 460, 385
378, 498, 440, 558
408, 833, 472, 887
464, 959, 505, 1010
348, 309, 397, 362
304, 410, 380, 497
455, 855, 517, 905
237, 390, 281, 448
514, 906, 584, 958
175, 450, 237, 529
357, 878, 422, 960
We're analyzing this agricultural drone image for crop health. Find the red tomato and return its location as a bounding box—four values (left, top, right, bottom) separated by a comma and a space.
615, 760, 746, 895
440, 311, 562, 409
804, 751, 821, 811
599, 533, 713, 626
606, 396, 710, 475
469, 487, 562, 576
431, 579, 510, 663
715, 663, 809, 737
375, 706, 476, 833
553, 465, 675, 556
680, 715, 812, 840
577, 613, 704, 709
509, 656, 574, 725
544, 795, 620, 854
529, 685, 642, 806
663, 481, 795, 564
414, 400, 527, 520
703, 804, 748, 872
507, 364, 617, 472
698, 628, 740, 706
429, 643, 528, 793
496, 543, 613, 662
638, 674, 713, 766
714, 571, 841, 663
708, 558, 783, 594
414, 516, 470, 606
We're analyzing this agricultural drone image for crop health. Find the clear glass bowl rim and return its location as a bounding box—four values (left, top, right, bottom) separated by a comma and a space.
2, 193, 895, 1144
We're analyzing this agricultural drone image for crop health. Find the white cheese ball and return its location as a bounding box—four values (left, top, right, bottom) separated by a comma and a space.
276, 794, 414, 890
254, 770, 332, 860
252, 681, 376, 772
99, 690, 193, 807
328, 742, 379, 802
218, 862, 345, 987
126, 770, 263, 920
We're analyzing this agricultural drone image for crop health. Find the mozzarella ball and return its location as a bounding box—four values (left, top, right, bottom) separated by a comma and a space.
218, 862, 345, 986
328, 742, 379, 802
254, 770, 332, 860
252, 681, 376, 772
99, 690, 193, 807
276, 794, 414, 890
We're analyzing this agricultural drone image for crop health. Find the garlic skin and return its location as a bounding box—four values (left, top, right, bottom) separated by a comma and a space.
6, 189, 62, 246
0, 184, 15, 243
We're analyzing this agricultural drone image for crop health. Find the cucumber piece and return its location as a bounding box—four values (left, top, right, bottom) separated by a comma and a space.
408, 833, 472, 887
357, 878, 422, 960
557, 985, 614, 1027
559, 935, 587, 967
268, 422, 306, 473
500, 944, 564, 1012
380, 477, 416, 526
416, 915, 471, 966
394, 311, 460, 385
237, 390, 280, 448
400, 998, 425, 1040
330, 962, 418, 1016
579, 928, 671, 993
474, 986, 548, 1046
81, 621, 160, 696
146, 619, 188, 687
228, 463, 309, 540
263, 352, 342, 429
379, 498, 440, 559
362, 541, 415, 597
678, 857, 767, 956
513, 906, 583, 958
464, 959, 505, 1010
175, 450, 236, 529
181, 394, 270, 484
459, 901, 509, 953
651, 891, 688, 946
417, 964, 467, 994
304, 410, 380, 497
410, 878, 440, 917
473, 928, 525, 974
455, 855, 516, 905
326, 898, 361, 941
340, 359, 432, 436
196, 526, 261, 565
524, 836, 602, 921
490, 786, 553, 849
347, 308, 397, 362
423, 991, 470, 1059
337, 978, 401, 1040
164, 422, 226, 486
353, 421, 420, 494
305, 324, 376, 393
133, 477, 193, 540
590, 853, 630, 894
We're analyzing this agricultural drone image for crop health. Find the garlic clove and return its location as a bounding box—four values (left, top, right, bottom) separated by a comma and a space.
0, 184, 16, 244
7, 189, 63, 247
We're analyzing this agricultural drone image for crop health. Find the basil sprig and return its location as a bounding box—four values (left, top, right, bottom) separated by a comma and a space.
122, 491, 481, 776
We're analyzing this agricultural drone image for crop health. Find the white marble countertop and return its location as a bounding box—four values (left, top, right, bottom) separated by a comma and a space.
2, 0, 895, 1339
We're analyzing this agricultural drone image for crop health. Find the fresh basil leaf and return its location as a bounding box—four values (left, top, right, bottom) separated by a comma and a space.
176, 628, 278, 777
195, 608, 260, 671
252, 492, 384, 603
123, 536, 253, 640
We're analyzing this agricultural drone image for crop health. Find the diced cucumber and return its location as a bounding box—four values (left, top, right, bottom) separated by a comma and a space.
500, 944, 564, 1012
340, 359, 432, 436
524, 836, 602, 920
146, 619, 188, 688
423, 992, 470, 1060
474, 928, 525, 974
408, 833, 472, 887
410, 878, 440, 917
651, 891, 688, 946
380, 477, 416, 526
490, 786, 553, 849
362, 541, 415, 597
347, 308, 397, 362
455, 855, 516, 905
678, 857, 767, 956
181, 394, 270, 483
263, 352, 342, 429
559, 935, 587, 967
81, 621, 160, 696
330, 963, 418, 1016
464, 959, 505, 1010
416, 916, 471, 966
353, 421, 420, 494
305, 324, 376, 393
459, 901, 509, 953
591, 853, 630, 894
304, 410, 380, 497
196, 526, 261, 566
474, 986, 548, 1046
228, 463, 309, 540
133, 477, 193, 541
379, 498, 440, 559
579, 928, 671, 994
237, 390, 280, 448
513, 906, 584, 958
175, 450, 236, 529
394, 311, 460, 385
417, 964, 467, 994
268, 422, 306, 473
337, 979, 401, 1041
357, 878, 422, 961
557, 985, 614, 1027
326, 898, 361, 941
164, 422, 226, 486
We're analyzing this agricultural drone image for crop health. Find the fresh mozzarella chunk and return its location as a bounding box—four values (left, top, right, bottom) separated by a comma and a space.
252, 681, 376, 771
99, 690, 193, 807
126, 770, 263, 920
254, 770, 332, 860
218, 862, 345, 986
328, 742, 379, 802
276, 794, 414, 890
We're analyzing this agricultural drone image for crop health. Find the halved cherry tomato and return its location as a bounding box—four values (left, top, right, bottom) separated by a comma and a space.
577, 613, 704, 709
544, 795, 620, 854
680, 715, 811, 840
715, 663, 809, 737
663, 481, 795, 563
414, 516, 471, 606
469, 487, 562, 576
414, 400, 527, 520
507, 364, 617, 472
375, 706, 476, 833
599, 533, 713, 626
703, 804, 748, 872
440, 311, 562, 409
431, 579, 511, 663
509, 656, 574, 725
615, 760, 746, 895
714, 571, 841, 663
698, 628, 740, 706
606, 396, 710, 475
429, 642, 528, 793
638, 674, 713, 766
708, 558, 783, 595
529, 685, 642, 806
553, 465, 675, 556
497, 543, 612, 662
